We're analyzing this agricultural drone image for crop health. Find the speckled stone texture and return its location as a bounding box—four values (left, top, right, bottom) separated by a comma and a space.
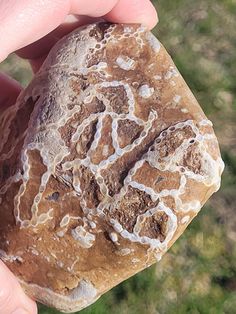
0, 23, 224, 312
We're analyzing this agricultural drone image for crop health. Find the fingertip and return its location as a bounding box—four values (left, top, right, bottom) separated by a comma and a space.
104, 0, 158, 30
70, 0, 119, 17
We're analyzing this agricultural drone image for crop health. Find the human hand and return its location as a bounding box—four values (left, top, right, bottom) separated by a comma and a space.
0, 0, 158, 67
0, 1, 158, 313
0, 260, 37, 313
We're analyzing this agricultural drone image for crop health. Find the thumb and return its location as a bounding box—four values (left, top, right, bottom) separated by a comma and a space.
0, 260, 37, 314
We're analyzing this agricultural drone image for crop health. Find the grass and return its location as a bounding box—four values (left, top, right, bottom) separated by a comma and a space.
0, 0, 235, 313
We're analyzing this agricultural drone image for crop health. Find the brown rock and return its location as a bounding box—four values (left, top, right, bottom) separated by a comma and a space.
0, 23, 224, 312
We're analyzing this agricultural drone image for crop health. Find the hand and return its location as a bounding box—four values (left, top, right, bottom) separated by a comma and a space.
0, 260, 37, 313
0, 1, 158, 313
0, 0, 158, 66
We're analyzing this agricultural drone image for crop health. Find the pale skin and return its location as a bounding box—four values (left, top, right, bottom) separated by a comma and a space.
0, 1, 158, 313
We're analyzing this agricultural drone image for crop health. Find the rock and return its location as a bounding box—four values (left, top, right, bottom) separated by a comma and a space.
0, 23, 224, 313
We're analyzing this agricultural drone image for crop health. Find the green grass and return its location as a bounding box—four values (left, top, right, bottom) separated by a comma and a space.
1, 0, 236, 313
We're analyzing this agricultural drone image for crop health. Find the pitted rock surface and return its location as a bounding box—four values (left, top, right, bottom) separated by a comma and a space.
0, 23, 224, 313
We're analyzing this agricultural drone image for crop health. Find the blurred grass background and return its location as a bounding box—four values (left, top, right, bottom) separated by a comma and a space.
0, 0, 236, 313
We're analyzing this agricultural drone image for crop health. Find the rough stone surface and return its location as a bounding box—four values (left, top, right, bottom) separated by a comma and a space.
0, 23, 224, 313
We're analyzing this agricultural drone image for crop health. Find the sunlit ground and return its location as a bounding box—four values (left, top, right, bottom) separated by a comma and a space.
0, 0, 235, 313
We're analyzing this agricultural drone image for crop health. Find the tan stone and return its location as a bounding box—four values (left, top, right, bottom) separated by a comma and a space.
0, 23, 224, 313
